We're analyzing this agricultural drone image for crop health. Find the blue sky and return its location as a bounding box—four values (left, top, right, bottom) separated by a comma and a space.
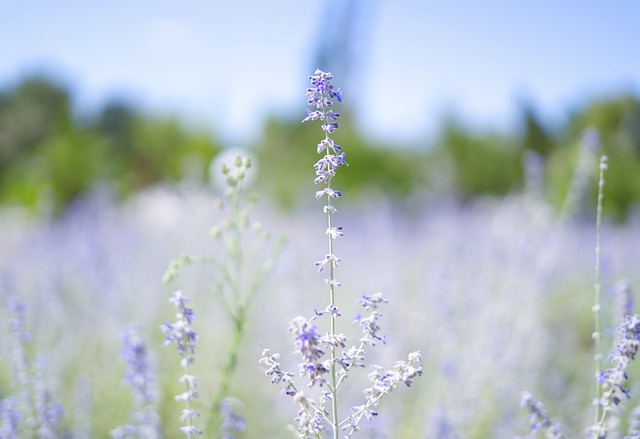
0, 1, 638, 146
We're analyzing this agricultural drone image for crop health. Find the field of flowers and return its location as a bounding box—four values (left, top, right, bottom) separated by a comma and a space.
2, 165, 639, 438
2, 71, 640, 438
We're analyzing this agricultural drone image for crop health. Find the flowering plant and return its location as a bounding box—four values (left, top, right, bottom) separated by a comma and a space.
260, 69, 422, 438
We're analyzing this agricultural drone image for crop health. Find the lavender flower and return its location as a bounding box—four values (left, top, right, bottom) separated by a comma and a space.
334, 294, 389, 378
354, 293, 388, 346
344, 352, 422, 437
162, 290, 202, 437
31, 357, 64, 438
0, 397, 21, 438
614, 281, 634, 323
597, 315, 640, 410
261, 69, 421, 438
293, 390, 327, 437
122, 327, 153, 397
162, 291, 198, 363
289, 316, 330, 387
4, 296, 64, 437
110, 325, 159, 438
259, 349, 296, 396
624, 405, 640, 438
7, 296, 30, 399
315, 253, 340, 273
219, 398, 245, 439
520, 391, 564, 439
304, 69, 347, 197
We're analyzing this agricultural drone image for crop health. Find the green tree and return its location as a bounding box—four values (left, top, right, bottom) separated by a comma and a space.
558, 94, 640, 221
437, 118, 523, 200
518, 103, 556, 157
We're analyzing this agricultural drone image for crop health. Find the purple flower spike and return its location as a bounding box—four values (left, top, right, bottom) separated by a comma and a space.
162, 291, 202, 437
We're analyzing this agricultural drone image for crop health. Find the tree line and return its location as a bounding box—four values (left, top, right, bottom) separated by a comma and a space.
1, 74, 639, 221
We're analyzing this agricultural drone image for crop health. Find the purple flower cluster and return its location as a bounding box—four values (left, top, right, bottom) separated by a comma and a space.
314, 253, 340, 273
219, 398, 245, 439
259, 349, 295, 395
354, 293, 389, 347
523, 314, 640, 439
304, 69, 347, 202
303, 69, 342, 134
520, 391, 564, 439
365, 351, 422, 394
161, 290, 202, 437
337, 294, 389, 374
2, 296, 64, 437
0, 397, 20, 437
292, 390, 327, 437
110, 325, 159, 438
598, 314, 640, 409
345, 352, 422, 437
120, 326, 156, 409
7, 297, 30, 390
162, 291, 198, 365
303, 69, 347, 297
289, 316, 330, 387
625, 405, 640, 437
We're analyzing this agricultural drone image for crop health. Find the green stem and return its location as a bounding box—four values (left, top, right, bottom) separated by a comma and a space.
184, 360, 197, 436
593, 156, 606, 430
207, 172, 247, 435
207, 306, 247, 434
326, 191, 339, 439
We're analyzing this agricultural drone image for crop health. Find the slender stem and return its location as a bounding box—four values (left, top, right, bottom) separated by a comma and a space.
593, 155, 607, 430
208, 168, 246, 434
307, 70, 343, 439
326, 182, 339, 439
184, 360, 196, 437
208, 306, 246, 433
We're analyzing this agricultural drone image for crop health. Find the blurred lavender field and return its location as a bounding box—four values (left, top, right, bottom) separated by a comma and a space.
1, 2, 639, 436
2, 180, 639, 437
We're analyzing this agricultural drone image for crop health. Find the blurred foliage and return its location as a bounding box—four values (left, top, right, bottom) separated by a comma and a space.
1, 74, 640, 221
254, 111, 429, 208
562, 95, 640, 222
436, 118, 524, 200
0, 75, 221, 214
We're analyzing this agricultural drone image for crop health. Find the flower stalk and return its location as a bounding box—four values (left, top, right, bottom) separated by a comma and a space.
593, 155, 607, 429
305, 69, 346, 438
161, 291, 202, 437
260, 69, 421, 438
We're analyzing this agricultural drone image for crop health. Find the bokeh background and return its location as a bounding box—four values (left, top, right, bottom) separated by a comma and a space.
1, 1, 640, 437
0, 0, 639, 218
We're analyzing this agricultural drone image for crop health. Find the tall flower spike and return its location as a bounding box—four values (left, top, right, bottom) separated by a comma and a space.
303, 68, 347, 438
162, 291, 202, 437
262, 69, 420, 439
110, 325, 160, 438
303, 69, 346, 320
304, 69, 347, 191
